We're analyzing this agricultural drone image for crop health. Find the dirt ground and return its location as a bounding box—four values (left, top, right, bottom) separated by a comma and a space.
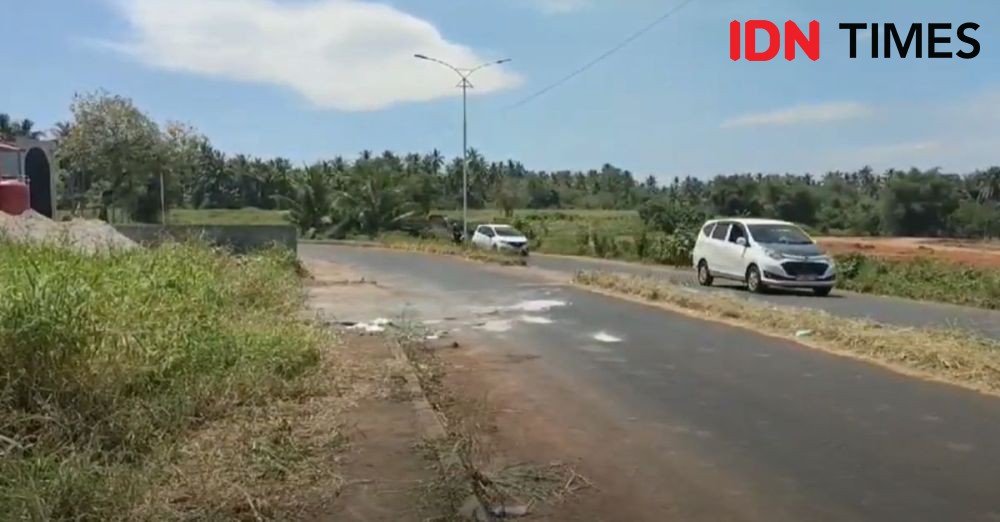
817, 236, 1000, 268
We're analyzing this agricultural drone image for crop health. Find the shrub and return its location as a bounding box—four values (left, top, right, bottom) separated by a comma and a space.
645, 228, 696, 266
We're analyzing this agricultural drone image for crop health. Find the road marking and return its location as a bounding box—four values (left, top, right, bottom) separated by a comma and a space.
507, 299, 568, 313
479, 320, 514, 333
593, 331, 623, 343
519, 315, 554, 324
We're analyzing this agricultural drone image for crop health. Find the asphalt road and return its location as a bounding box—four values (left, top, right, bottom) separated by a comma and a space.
301, 244, 1000, 522
529, 253, 1000, 340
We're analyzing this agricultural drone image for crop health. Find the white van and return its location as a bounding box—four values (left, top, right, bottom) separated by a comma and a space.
691, 218, 836, 296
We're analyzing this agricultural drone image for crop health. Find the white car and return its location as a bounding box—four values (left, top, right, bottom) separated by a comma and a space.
691, 218, 836, 296
471, 224, 530, 255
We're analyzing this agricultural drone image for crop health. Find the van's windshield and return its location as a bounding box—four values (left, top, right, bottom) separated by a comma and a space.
748, 224, 813, 245
493, 226, 523, 238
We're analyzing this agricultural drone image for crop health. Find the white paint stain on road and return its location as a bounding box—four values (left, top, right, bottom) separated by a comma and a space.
347, 318, 392, 333
593, 331, 623, 343
507, 300, 568, 313
480, 320, 514, 333
520, 315, 554, 325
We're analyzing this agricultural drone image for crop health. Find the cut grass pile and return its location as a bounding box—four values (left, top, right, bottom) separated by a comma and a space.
0, 241, 323, 520
835, 253, 1000, 310
575, 271, 1000, 394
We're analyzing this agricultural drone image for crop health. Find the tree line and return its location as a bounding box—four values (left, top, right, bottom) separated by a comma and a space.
4, 90, 999, 238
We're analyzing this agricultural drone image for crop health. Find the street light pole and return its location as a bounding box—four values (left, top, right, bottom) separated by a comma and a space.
414, 54, 511, 243
461, 77, 469, 243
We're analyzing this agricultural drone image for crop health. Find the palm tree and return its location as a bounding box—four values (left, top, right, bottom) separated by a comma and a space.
50, 121, 73, 143
0, 115, 42, 140
274, 164, 340, 237
0, 113, 11, 140
976, 167, 1000, 203
424, 149, 445, 174
335, 158, 417, 237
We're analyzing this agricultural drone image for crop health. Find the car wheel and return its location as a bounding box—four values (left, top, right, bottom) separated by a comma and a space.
746, 265, 766, 293
697, 261, 714, 286
812, 286, 833, 297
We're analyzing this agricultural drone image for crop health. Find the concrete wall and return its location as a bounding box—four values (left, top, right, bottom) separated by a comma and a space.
0, 139, 59, 217
115, 224, 298, 253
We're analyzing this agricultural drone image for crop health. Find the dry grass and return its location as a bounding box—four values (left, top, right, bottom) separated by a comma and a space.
574, 271, 1000, 395
379, 237, 528, 266
391, 325, 587, 517
134, 330, 419, 520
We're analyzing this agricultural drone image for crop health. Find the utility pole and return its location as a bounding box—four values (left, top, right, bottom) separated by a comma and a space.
159, 172, 166, 225
414, 54, 511, 243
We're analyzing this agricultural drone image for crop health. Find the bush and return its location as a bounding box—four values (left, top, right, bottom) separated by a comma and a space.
0, 241, 322, 520
644, 228, 696, 266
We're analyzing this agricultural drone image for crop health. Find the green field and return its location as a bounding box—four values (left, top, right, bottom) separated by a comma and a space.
167, 208, 290, 225
439, 209, 645, 257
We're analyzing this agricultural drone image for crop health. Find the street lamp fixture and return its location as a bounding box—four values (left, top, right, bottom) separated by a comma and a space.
414, 53, 511, 243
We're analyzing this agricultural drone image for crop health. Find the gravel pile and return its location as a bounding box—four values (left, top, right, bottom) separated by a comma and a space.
0, 210, 138, 252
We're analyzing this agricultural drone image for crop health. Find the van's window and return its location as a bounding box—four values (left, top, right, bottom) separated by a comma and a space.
702, 223, 715, 236
728, 224, 747, 244
493, 226, 523, 238
479, 227, 495, 238
711, 223, 730, 240
748, 224, 812, 245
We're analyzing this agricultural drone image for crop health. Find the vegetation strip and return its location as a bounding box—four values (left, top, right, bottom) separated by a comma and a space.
0, 241, 325, 519
574, 271, 1000, 395
306, 235, 528, 266
380, 237, 528, 266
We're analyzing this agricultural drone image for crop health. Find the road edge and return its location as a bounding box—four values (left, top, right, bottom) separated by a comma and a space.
571, 277, 1000, 399
384, 335, 490, 522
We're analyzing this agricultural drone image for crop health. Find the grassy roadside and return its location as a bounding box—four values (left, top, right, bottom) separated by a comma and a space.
305, 236, 528, 266
574, 271, 1000, 395
380, 237, 528, 266
0, 241, 325, 520
835, 254, 1000, 310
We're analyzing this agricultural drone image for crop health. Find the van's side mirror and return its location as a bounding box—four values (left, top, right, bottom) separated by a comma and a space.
736, 237, 748, 247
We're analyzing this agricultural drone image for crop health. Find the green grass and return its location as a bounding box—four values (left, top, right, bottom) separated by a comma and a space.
166, 208, 290, 225
0, 241, 323, 520
836, 253, 1000, 310
436, 209, 644, 257
446, 209, 1000, 310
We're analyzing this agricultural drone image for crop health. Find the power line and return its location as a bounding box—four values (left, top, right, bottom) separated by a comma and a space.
507, 0, 700, 110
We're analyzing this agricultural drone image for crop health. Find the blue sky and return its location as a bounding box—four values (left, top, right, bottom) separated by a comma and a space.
1, 0, 998, 180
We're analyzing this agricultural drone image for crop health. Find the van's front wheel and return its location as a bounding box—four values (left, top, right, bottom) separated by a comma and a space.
746, 265, 766, 294
697, 261, 714, 287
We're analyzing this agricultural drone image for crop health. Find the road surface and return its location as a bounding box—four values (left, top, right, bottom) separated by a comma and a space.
529, 253, 1000, 340
301, 244, 1000, 522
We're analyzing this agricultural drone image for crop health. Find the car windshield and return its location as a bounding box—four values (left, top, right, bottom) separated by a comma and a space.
493, 226, 523, 238
748, 224, 813, 245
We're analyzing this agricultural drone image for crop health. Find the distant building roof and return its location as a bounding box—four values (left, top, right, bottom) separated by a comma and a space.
0, 142, 20, 151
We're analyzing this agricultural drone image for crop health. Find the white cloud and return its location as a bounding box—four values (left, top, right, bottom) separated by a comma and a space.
721, 101, 874, 129
105, 0, 522, 111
